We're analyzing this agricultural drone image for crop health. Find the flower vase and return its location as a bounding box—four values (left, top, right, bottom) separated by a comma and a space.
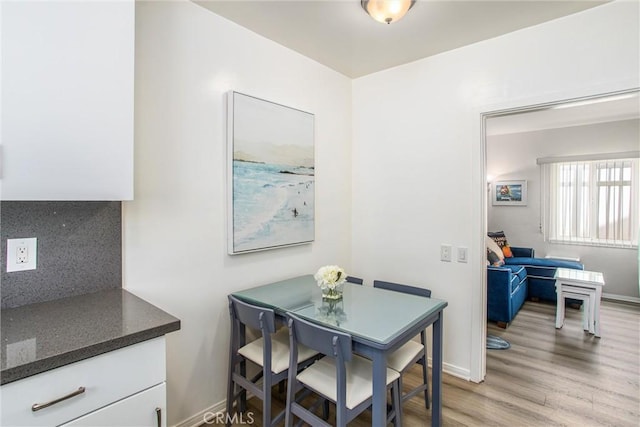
322, 285, 343, 301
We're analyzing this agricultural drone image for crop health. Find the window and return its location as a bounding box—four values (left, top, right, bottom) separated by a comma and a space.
541, 156, 639, 248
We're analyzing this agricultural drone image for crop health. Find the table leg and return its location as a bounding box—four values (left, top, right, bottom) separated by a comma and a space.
432, 311, 443, 427
371, 351, 386, 427
587, 290, 595, 334
555, 284, 565, 329
594, 287, 602, 337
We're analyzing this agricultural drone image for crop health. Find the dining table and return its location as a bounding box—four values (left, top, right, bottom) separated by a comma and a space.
231, 275, 448, 427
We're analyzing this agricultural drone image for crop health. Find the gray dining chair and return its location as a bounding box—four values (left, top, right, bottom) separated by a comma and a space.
285, 313, 402, 427
373, 280, 432, 410
226, 295, 318, 427
346, 276, 363, 285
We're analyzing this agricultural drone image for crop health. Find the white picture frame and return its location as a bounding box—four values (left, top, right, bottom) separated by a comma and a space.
492, 180, 527, 206
227, 91, 315, 254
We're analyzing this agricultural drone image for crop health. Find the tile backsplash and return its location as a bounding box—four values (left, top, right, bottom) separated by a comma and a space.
1, 202, 122, 308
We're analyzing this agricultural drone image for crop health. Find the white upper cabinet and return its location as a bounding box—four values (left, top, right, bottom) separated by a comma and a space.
1, 0, 134, 200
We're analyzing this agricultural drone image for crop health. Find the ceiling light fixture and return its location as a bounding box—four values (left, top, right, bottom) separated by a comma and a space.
361, 0, 416, 24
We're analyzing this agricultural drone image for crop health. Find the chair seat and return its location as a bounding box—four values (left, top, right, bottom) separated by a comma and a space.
296, 354, 400, 410
238, 328, 318, 374
386, 340, 423, 372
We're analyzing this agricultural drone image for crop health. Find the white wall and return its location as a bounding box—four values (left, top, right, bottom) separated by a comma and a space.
125, 0, 639, 423
352, 0, 639, 380
488, 119, 640, 300
123, 1, 352, 425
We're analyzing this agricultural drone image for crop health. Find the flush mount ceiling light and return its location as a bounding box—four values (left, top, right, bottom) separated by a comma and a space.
361, 0, 416, 24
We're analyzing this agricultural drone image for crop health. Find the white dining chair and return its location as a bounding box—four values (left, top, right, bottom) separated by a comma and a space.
226, 295, 318, 427
373, 280, 432, 410
284, 312, 402, 427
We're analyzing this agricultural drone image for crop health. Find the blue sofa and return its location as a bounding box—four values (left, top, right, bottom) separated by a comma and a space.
487, 247, 584, 327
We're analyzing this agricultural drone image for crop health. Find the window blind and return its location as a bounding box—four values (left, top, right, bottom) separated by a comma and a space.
540, 153, 639, 248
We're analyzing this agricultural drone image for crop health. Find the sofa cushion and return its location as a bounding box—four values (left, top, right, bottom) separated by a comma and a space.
503, 256, 584, 303
504, 257, 584, 271
510, 247, 535, 257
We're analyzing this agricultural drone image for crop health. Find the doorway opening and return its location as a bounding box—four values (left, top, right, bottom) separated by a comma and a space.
479, 88, 640, 380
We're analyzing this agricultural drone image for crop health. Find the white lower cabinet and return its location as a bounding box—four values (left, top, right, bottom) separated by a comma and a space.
0, 337, 167, 427
61, 383, 166, 427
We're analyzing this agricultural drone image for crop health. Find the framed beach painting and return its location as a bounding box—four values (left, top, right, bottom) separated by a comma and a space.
492, 180, 527, 206
227, 91, 315, 254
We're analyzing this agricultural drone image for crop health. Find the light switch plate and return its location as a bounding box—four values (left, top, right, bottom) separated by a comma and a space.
458, 247, 468, 263
440, 244, 452, 262
6, 238, 37, 272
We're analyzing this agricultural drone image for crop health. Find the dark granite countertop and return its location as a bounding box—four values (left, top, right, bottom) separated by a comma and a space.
1, 289, 180, 385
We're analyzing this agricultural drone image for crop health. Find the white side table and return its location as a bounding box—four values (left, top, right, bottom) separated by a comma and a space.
558, 289, 595, 333
554, 268, 605, 337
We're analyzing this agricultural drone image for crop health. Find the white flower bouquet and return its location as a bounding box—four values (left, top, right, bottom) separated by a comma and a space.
314, 265, 347, 300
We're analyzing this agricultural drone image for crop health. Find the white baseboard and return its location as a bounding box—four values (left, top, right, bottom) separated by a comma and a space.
443, 361, 471, 381
602, 292, 640, 305
174, 361, 471, 427
426, 355, 471, 381
172, 399, 227, 427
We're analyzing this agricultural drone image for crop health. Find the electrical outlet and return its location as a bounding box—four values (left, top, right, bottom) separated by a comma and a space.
440, 244, 452, 262
16, 245, 29, 264
7, 238, 37, 272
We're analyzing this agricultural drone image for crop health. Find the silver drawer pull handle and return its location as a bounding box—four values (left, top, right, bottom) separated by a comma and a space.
32, 386, 86, 412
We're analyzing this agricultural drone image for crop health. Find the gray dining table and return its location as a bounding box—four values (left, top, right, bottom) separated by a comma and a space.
231, 274, 448, 427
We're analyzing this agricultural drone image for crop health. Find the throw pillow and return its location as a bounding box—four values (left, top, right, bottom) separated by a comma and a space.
488, 230, 513, 258
487, 249, 502, 266
486, 237, 505, 266
486, 236, 504, 261
502, 245, 513, 257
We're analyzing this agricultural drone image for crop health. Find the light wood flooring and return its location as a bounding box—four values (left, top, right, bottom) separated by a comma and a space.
227, 300, 640, 426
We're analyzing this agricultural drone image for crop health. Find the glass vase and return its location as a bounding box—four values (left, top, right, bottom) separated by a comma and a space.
322, 284, 343, 301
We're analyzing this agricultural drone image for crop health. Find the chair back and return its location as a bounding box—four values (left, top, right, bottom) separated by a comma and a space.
373, 280, 431, 298
346, 276, 363, 285
286, 313, 352, 362
228, 295, 277, 335
227, 295, 290, 427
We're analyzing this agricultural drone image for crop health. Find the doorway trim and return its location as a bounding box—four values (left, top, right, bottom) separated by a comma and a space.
473, 87, 639, 383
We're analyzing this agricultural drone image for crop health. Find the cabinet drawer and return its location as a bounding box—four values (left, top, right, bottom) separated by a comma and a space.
1, 337, 165, 427
60, 383, 166, 427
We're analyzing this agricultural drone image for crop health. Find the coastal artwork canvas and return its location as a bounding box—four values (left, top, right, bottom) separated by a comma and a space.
493, 180, 527, 206
227, 91, 315, 254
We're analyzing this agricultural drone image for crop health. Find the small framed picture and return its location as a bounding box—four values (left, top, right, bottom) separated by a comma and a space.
492, 180, 527, 206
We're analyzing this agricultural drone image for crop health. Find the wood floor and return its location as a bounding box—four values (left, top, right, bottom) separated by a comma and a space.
227, 300, 640, 426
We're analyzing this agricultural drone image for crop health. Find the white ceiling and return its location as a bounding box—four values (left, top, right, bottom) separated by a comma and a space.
194, 0, 608, 78
194, 0, 638, 133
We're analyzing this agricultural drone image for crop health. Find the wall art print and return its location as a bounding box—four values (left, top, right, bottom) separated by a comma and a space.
227, 91, 315, 254
492, 180, 527, 206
